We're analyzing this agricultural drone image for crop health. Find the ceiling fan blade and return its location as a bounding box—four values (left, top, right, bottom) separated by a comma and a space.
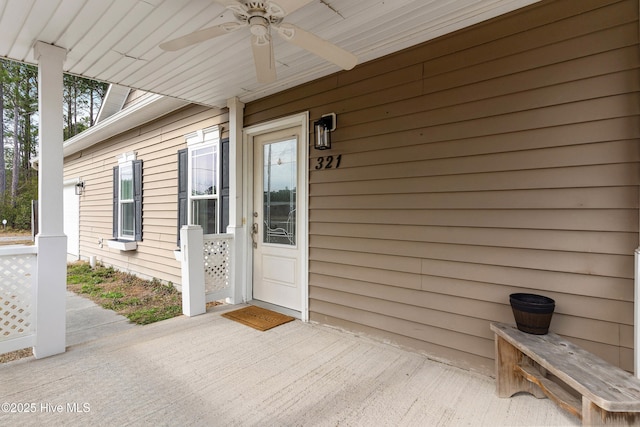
276, 23, 357, 70
269, 0, 314, 16
160, 22, 244, 51
252, 35, 276, 84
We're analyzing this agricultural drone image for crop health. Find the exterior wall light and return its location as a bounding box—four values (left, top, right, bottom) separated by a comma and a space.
314, 113, 336, 150
75, 180, 85, 195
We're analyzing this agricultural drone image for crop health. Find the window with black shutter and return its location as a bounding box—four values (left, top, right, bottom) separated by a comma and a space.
111, 153, 142, 248
176, 126, 229, 247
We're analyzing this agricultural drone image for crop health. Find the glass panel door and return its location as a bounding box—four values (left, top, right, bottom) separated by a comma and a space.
251, 120, 306, 313
262, 138, 297, 246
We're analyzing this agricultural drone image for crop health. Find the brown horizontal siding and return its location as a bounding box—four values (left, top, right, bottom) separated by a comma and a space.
311, 187, 639, 209
334, 93, 640, 148
310, 164, 639, 196
246, 0, 640, 373
312, 240, 633, 280
310, 142, 639, 183
65, 104, 227, 285
419, 261, 633, 302
420, 24, 638, 95
310, 208, 638, 232
311, 253, 634, 308
347, 69, 640, 131
310, 116, 640, 161
310, 223, 637, 256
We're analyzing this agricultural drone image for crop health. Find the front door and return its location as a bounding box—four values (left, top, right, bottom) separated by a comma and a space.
252, 126, 304, 312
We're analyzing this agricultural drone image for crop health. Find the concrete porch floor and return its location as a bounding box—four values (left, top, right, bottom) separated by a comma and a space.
1, 303, 579, 426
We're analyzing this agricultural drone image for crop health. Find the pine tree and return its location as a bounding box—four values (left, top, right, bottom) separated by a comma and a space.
0, 59, 106, 228
64, 75, 108, 139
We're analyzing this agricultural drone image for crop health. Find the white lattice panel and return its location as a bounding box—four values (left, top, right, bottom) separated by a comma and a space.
0, 253, 36, 342
203, 235, 232, 298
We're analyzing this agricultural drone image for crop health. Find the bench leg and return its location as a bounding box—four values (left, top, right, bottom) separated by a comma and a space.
582, 398, 640, 426
495, 335, 545, 398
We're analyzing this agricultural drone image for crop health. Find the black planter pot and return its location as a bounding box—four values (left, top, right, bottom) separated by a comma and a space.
509, 293, 555, 335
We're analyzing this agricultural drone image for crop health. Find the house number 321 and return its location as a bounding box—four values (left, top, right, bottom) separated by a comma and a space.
315, 154, 342, 170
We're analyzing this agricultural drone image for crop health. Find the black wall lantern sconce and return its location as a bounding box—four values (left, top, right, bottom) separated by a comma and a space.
314, 113, 336, 150
75, 180, 85, 195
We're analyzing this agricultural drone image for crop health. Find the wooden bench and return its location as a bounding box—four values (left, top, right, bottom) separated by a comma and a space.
490, 322, 640, 426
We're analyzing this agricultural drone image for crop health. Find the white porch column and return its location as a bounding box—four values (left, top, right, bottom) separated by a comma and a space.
33, 41, 67, 358
226, 97, 245, 304
180, 225, 206, 316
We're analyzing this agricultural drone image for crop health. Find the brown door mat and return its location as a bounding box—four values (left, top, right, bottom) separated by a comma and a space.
221, 305, 295, 331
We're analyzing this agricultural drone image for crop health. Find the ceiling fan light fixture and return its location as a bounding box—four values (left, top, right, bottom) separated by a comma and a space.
159, 0, 358, 83
249, 16, 270, 37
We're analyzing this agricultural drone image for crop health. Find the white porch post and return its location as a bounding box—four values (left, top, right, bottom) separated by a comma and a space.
226, 97, 245, 304
180, 225, 206, 316
32, 42, 67, 358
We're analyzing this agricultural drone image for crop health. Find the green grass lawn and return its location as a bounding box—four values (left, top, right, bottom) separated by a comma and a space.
67, 262, 182, 325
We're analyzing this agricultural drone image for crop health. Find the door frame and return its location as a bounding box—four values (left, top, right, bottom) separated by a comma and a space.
242, 112, 309, 321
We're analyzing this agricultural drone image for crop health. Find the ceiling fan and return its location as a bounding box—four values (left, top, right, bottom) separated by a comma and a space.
159, 0, 358, 84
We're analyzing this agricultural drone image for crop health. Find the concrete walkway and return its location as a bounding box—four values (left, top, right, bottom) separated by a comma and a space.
1, 303, 579, 426
66, 291, 138, 346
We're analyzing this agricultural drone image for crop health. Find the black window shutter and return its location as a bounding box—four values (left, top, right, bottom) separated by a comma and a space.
133, 159, 143, 241
220, 138, 230, 234
177, 148, 188, 246
112, 166, 119, 239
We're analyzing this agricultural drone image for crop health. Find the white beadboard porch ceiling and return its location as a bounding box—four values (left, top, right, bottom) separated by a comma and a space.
0, 0, 540, 108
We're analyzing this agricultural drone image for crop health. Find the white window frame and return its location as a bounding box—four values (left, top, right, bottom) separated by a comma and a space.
186, 126, 220, 235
